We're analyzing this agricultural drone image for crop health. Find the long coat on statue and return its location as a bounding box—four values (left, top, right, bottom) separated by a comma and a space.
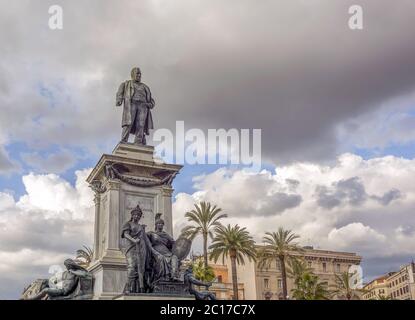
116, 80, 155, 135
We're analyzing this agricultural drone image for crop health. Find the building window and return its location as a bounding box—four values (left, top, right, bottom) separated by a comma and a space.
264, 278, 269, 289
277, 279, 282, 289
322, 262, 327, 272
400, 288, 403, 295
336, 264, 341, 273
308, 261, 312, 268
276, 260, 281, 270
217, 275, 222, 283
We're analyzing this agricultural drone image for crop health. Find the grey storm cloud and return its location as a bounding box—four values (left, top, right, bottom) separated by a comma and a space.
397, 225, 415, 237
250, 192, 302, 217
0, 265, 51, 300
21, 150, 77, 174
285, 178, 300, 192
0, 211, 92, 253
370, 188, 402, 206
191, 168, 303, 217
315, 177, 402, 209
316, 177, 367, 209
362, 254, 415, 282
0, 0, 415, 164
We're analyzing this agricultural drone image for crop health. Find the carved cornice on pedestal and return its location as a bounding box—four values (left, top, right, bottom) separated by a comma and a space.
86, 143, 182, 192
162, 187, 174, 197
105, 179, 122, 191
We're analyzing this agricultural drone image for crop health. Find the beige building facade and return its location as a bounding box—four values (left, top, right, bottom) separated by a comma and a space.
203, 264, 245, 300
363, 262, 415, 300
221, 246, 362, 300
362, 274, 390, 300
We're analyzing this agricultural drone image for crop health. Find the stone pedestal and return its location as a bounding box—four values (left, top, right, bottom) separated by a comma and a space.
113, 293, 194, 300
86, 143, 182, 299
153, 280, 189, 295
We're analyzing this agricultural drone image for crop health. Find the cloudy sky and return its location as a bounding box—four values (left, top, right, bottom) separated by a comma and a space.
1, 0, 415, 298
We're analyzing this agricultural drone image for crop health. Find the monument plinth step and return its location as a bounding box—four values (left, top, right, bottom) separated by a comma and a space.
112, 142, 154, 162
113, 293, 194, 300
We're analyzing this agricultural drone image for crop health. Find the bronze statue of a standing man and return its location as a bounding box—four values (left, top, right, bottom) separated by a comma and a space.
116, 67, 155, 145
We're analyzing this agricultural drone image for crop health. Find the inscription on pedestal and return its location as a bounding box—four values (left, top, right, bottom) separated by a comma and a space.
124, 193, 155, 230
153, 281, 189, 296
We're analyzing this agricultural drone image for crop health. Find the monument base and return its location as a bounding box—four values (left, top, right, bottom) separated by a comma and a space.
113, 293, 194, 300
153, 280, 189, 295
86, 142, 183, 299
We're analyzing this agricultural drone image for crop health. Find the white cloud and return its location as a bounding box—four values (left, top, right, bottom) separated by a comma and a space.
1, 153, 414, 298
327, 223, 386, 251
173, 153, 415, 277
0, 169, 94, 299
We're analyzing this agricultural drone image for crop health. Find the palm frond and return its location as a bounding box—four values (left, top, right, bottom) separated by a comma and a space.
209, 224, 257, 265
258, 228, 302, 269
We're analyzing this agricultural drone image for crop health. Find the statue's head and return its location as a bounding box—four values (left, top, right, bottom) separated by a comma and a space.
154, 213, 164, 232
64, 258, 88, 272
185, 265, 193, 274
131, 67, 141, 82
130, 204, 143, 222
64, 259, 79, 271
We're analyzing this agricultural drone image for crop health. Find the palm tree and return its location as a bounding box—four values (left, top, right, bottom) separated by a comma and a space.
181, 201, 227, 267
291, 272, 331, 300
331, 271, 364, 300
287, 257, 313, 288
192, 258, 216, 282
74, 245, 93, 268
257, 228, 303, 300
209, 224, 257, 300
